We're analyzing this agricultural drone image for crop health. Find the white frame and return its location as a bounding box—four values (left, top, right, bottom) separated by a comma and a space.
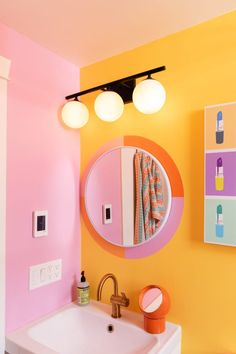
33, 210, 48, 237
204, 101, 236, 247
0, 54, 11, 354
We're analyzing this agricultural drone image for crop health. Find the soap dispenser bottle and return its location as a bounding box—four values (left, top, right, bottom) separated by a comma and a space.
77, 271, 90, 305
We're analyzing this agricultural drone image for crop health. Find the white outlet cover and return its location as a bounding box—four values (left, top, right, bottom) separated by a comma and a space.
29, 259, 62, 290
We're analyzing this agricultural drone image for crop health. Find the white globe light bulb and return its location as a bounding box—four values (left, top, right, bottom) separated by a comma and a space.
132, 79, 166, 114
94, 91, 124, 122
61, 100, 89, 128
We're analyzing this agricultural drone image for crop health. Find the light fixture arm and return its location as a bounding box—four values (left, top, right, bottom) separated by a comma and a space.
65, 65, 166, 101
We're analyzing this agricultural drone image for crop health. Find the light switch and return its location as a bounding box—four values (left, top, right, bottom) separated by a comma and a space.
103, 204, 112, 224
29, 259, 62, 290
33, 210, 48, 237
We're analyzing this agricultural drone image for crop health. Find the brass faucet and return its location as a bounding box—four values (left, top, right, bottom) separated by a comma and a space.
97, 273, 130, 318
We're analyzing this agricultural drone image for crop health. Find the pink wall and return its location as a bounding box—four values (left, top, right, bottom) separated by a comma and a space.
0, 23, 81, 333
86, 149, 123, 245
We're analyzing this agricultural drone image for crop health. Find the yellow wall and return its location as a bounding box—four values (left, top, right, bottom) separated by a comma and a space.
80, 11, 236, 353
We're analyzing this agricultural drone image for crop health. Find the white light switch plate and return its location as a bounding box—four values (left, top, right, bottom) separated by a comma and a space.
29, 259, 62, 290
103, 204, 112, 224
33, 210, 48, 237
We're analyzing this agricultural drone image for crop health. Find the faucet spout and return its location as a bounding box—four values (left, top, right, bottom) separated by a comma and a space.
97, 273, 118, 300
97, 273, 129, 318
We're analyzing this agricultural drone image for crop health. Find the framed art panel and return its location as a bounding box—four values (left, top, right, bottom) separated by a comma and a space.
204, 102, 236, 246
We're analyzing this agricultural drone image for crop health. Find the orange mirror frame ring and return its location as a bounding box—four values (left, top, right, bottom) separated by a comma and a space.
81, 136, 184, 259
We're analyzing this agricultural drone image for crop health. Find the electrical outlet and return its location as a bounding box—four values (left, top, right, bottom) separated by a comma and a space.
29, 259, 62, 290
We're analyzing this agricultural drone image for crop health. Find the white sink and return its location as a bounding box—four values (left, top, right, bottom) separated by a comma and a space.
6, 300, 181, 354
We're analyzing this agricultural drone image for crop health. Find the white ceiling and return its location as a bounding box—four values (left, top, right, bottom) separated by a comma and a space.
0, 0, 236, 67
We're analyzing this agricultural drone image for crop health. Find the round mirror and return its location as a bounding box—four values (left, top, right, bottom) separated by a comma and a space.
140, 287, 163, 313
85, 146, 171, 247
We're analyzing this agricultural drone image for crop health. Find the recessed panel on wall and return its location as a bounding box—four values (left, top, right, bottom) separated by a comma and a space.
204, 102, 236, 246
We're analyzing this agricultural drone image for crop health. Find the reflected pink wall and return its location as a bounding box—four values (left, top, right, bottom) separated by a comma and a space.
0, 22, 81, 332
86, 149, 123, 245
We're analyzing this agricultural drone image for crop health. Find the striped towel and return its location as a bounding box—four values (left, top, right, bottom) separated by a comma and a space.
134, 152, 165, 244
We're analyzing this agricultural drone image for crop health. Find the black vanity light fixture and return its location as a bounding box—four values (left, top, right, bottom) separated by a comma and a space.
62, 65, 166, 129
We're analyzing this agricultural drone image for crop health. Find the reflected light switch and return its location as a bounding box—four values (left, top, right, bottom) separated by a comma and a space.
103, 204, 112, 224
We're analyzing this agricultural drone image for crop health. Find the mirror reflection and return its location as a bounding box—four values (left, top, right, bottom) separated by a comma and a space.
85, 147, 171, 247
140, 288, 163, 313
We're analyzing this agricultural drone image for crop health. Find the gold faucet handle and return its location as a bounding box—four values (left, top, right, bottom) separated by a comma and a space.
110, 293, 129, 307
121, 292, 130, 307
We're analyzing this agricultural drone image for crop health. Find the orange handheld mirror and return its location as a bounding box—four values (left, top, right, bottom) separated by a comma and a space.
139, 285, 170, 334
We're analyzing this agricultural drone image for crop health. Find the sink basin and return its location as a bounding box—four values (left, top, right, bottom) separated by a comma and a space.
6, 300, 181, 354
